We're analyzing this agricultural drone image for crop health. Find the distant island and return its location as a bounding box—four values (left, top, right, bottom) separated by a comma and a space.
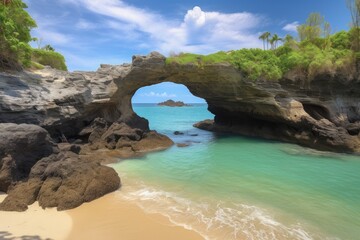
158, 99, 191, 107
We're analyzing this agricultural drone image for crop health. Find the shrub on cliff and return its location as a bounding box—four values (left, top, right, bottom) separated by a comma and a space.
331, 31, 351, 50
32, 49, 67, 71
167, 49, 283, 81
230, 49, 282, 81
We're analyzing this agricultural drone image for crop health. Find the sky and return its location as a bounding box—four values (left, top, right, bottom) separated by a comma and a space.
24, 0, 352, 103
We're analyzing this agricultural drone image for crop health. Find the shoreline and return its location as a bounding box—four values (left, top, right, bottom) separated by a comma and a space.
0, 191, 204, 240
67, 191, 204, 240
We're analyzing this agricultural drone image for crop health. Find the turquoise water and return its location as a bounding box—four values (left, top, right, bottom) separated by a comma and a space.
111, 104, 360, 240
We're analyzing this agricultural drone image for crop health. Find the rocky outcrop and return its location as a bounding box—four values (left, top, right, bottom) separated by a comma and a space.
0, 151, 120, 211
0, 67, 119, 139
0, 123, 121, 212
80, 118, 174, 155
0, 52, 359, 154
158, 99, 190, 107
0, 124, 55, 192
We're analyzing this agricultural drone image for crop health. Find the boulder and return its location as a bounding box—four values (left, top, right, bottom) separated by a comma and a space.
81, 120, 174, 154
0, 151, 120, 211
0, 124, 55, 192
101, 122, 143, 149
132, 131, 174, 152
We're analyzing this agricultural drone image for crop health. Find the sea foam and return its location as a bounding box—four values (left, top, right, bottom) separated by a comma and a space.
117, 182, 329, 240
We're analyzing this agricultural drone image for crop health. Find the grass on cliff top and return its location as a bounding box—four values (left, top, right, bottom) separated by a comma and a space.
166, 50, 284, 81
166, 33, 356, 82
31, 49, 68, 71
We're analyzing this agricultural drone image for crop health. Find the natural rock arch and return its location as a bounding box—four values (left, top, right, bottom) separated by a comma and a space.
100, 52, 360, 153
0, 52, 359, 153
108, 52, 285, 130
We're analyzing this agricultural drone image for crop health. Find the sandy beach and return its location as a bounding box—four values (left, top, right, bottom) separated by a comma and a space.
0, 192, 204, 240
67, 192, 204, 240
0, 193, 72, 240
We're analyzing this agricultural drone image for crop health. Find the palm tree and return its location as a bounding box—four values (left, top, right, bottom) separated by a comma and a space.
259, 32, 270, 50
269, 38, 275, 50
259, 34, 266, 50
264, 32, 272, 50
284, 34, 294, 44
270, 34, 282, 49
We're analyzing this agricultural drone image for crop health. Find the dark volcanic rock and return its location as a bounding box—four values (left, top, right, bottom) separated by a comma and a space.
0, 124, 55, 192
0, 151, 120, 211
158, 99, 190, 107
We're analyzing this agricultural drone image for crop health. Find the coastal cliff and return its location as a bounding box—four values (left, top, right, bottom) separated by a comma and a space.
0, 52, 359, 211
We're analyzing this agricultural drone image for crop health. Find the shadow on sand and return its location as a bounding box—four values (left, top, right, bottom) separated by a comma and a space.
0, 231, 52, 240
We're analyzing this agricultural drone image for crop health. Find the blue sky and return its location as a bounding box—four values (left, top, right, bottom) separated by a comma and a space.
24, 0, 352, 103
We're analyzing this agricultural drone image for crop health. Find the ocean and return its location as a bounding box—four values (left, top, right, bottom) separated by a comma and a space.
110, 103, 360, 240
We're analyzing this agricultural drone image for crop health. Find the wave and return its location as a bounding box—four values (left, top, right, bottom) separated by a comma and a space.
116, 182, 333, 240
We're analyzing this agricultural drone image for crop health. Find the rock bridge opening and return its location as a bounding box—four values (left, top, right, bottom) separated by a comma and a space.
130, 82, 212, 138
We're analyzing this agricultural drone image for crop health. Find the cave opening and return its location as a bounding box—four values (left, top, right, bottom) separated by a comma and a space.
302, 103, 331, 121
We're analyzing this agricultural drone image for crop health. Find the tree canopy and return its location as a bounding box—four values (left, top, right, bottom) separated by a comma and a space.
0, 0, 67, 71
0, 0, 36, 69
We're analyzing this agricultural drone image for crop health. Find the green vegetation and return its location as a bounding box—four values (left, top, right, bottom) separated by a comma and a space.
32, 49, 67, 71
0, 0, 36, 69
0, 0, 67, 70
347, 0, 360, 51
167, 10, 358, 82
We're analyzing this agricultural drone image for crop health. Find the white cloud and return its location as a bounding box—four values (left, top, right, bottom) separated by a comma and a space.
283, 21, 299, 32
185, 6, 206, 27
140, 92, 177, 98
61, 0, 263, 53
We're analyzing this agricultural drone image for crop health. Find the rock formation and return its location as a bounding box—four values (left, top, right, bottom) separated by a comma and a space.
0, 51, 359, 210
1, 53, 359, 154
0, 124, 55, 192
0, 123, 121, 211
112, 52, 360, 153
158, 99, 190, 107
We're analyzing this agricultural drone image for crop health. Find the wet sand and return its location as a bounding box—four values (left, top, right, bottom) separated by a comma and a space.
0, 193, 72, 240
67, 192, 204, 240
